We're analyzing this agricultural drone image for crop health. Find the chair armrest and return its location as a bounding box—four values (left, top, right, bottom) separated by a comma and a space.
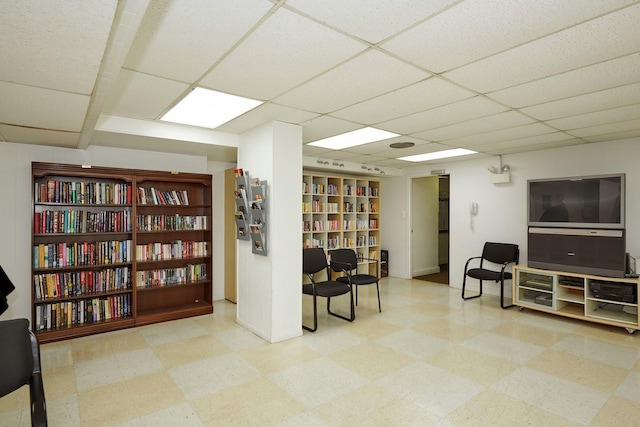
463, 256, 483, 272
359, 257, 379, 277
329, 261, 350, 276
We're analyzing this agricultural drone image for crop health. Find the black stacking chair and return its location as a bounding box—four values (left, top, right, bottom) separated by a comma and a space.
302, 248, 355, 332
461, 242, 519, 309
330, 248, 381, 312
0, 318, 47, 426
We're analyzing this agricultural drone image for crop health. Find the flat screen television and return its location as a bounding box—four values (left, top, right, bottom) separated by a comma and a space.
528, 173, 625, 229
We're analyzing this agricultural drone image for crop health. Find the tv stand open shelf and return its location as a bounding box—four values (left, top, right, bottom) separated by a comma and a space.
513, 265, 639, 334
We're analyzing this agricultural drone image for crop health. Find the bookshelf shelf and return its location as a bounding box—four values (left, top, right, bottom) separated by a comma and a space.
32, 162, 213, 343
302, 173, 381, 276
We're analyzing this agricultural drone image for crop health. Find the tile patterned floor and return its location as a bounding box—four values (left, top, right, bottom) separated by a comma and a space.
1, 277, 639, 426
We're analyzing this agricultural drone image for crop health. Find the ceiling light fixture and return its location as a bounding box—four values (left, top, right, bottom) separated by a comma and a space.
389, 142, 415, 149
397, 148, 477, 162
160, 87, 263, 129
308, 127, 399, 150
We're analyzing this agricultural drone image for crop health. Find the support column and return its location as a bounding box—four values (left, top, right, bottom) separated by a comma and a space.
236, 121, 302, 342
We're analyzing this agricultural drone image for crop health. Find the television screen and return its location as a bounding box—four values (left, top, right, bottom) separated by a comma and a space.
528, 174, 624, 229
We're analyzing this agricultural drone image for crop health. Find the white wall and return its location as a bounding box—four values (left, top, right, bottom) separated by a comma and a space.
381, 138, 640, 296
0, 141, 232, 322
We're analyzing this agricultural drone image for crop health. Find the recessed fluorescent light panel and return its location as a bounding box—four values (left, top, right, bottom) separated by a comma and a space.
397, 148, 477, 162
308, 127, 400, 150
161, 87, 263, 129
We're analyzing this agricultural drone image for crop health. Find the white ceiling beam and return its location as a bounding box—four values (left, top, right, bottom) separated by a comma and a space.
77, 0, 151, 149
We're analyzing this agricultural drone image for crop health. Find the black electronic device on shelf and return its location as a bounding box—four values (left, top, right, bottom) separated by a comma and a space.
589, 280, 637, 304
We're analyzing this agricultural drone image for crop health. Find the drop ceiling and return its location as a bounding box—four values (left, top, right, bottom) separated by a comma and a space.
1, 0, 640, 168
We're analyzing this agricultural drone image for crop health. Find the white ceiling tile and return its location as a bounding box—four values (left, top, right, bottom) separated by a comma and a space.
103, 70, 190, 120
274, 49, 429, 113
0, 82, 89, 132
378, 96, 509, 135
381, 0, 637, 73
412, 111, 535, 141
546, 104, 640, 130
124, 0, 272, 82
488, 53, 640, 108
369, 141, 451, 159
437, 123, 558, 148
0, 0, 116, 93
216, 102, 319, 134
484, 140, 586, 155
200, 7, 367, 100
582, 130, 640, 142
342, 137, 431, 155
521, 82, 640, 120
330, 77, 474, 125
566, 118, 640, 138
471, 132, 579, 152
443, 3, 640, 93
285, 0, 457, 43
0, 124, 78, 147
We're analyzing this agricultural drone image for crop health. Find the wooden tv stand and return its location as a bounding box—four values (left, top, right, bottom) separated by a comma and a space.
513, 265, 639, 334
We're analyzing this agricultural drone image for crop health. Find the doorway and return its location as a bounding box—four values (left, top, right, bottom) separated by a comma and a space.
411, 175, 449, 284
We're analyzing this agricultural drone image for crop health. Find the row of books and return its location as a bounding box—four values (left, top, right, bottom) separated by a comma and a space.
33, 267, 131, 300
33, 240, 132, 269
355, 186, 379, 197
34, 209, 132, 234
35, 180, 132, 205
137, 186, 190, 205
303, 238, 324, 249
136, 214, 208, 232
136, 264, 208, 288
135, 240, 208, 261
327, 236, 340, 249
34, 294, 132, 331
356, 203, 378, 213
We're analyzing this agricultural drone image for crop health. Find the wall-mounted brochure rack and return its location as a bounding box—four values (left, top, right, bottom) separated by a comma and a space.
249, 177, 267, 256
232, 169, 268, 255
234, 168, 250, 240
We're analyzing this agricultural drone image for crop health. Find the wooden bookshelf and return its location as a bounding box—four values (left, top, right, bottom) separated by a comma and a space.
302, 173, 380, 276
32, 162, 213, 342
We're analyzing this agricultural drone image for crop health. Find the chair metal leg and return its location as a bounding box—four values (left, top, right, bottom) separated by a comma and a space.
461, 274, 483, 300
327, 293, 355, 322
500, 279, 515, 309
375, 282, 381, 312
302, 294, 318, 332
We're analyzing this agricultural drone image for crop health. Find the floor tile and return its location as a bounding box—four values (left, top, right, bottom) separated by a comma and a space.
552, 335, 640, 369
460, 331, 546, 364
375, 329, 451, 359
269, 358, 368, 408
492, 366, 609, 425
168, 353, 261, 400
377, 362, 485, 417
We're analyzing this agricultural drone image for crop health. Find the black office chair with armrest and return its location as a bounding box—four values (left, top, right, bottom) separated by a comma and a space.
461, 242, 519, 309
0, 318, 47, 427
303, 248, 355, 332
330, 248, 381, 312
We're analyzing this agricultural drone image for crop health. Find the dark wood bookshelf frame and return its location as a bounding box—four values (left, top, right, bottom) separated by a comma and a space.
31, 162, 213, 343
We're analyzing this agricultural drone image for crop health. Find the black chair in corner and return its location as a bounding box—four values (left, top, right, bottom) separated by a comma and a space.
330, 248, 381, 313
0, 318, 47, 427
303, 247, 355, 332
461, 242, 519, 309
